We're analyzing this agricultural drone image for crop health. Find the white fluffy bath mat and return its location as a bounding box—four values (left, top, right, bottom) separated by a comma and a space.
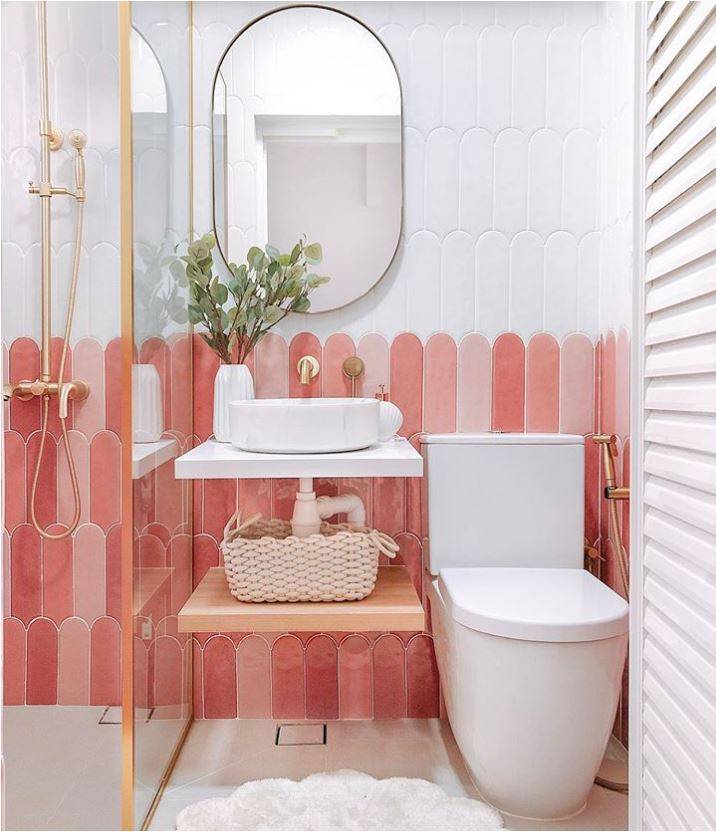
176, 770, 503, 831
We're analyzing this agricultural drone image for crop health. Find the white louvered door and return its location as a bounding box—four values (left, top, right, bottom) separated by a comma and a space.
633, 2, 717, 830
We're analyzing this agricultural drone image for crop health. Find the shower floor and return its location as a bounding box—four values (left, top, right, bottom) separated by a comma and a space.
149, 719, 628, 831
3, 705, 122, 831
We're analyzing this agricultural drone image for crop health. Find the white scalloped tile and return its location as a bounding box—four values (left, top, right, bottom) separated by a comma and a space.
403, 127, 425, 237
509, 231, 544, 336
443, 25, 476, 135
562, 129, 598, 237
528, 128, 562, 238
425, 127, 459, 237
475, 231, 509, 341
577, 232, 600, 336
406, 230, 441, 339
546, 26, 581, 135
478, 25, 512, 135
544, 231, 578, 340
441, 230, 475, 337
493, 128, 528, 238
459, 128, 492, 237
512, 26, 546, 132
406, 24, 442, 135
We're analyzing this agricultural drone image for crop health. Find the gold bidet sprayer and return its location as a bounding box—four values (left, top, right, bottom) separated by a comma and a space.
3, 2, 90, 540
592, 434, 630, 597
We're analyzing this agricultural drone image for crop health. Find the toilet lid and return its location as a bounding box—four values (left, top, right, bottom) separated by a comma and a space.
437, 568, 629, 642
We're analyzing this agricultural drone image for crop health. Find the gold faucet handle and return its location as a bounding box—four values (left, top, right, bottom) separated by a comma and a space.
297, 355, 320, 385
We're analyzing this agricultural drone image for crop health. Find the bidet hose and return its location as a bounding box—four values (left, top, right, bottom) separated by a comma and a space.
30, 161, 85, 541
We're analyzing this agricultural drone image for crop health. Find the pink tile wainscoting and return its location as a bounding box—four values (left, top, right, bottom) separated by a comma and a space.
191, 329, 631, 725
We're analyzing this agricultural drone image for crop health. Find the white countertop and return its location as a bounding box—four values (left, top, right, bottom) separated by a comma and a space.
132, 438, 179, 479
174, 437, 423, 479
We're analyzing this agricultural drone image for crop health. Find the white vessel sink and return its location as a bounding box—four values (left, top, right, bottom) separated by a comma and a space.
229, 397, 381, 453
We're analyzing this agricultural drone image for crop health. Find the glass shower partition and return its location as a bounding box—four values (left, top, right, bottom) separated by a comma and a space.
129, 3, 193, 828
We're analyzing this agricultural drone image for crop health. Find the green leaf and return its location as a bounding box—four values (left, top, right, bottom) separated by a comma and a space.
307, 274, 330, 288
293, 296, 310, 313
304, 243, 322, 264
278, 253, 291, 267
188, 304, 204, 325
290, 243, 301, 264
213, 282, 228, 305
264, 305, 282, 324
265, 244, 280, 260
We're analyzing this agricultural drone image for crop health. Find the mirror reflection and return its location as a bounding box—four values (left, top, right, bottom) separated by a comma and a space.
212, 7, 402, 313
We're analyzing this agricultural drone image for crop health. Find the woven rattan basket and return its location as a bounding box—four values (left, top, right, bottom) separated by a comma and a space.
220, 511, 399, 603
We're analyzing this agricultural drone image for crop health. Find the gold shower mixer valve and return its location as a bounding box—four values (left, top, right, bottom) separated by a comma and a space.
4, 379, 89, 418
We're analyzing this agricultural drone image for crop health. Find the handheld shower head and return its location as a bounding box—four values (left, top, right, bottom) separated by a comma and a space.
68, 128, 87, 151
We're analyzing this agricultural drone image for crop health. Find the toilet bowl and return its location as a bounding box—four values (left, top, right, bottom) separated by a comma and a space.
421, 433, 629, 820
429, 569, 628, 820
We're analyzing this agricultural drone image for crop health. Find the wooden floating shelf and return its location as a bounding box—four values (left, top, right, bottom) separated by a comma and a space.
178, 566, 425, 633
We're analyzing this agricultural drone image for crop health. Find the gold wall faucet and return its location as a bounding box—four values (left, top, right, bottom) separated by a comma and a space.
297, 355, 320, 385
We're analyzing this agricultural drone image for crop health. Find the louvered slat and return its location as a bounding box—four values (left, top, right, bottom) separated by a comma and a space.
636, 4, 714, 826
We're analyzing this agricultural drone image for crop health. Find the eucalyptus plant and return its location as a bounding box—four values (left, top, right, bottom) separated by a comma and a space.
181, 232, 329, 365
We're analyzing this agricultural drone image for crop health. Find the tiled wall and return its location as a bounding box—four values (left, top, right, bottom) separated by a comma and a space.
1, 2, 122, 706
3, 337, 122, 705
193, 1, 615, 345
191, 328, 612, 719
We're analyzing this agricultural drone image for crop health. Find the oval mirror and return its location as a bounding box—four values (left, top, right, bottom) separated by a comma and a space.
212, 6, 402, 313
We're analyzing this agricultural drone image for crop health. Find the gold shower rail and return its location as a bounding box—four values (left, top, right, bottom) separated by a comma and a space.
2, 1, 90, 540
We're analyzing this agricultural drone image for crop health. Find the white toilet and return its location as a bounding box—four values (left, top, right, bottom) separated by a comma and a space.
423, 433, 628, 821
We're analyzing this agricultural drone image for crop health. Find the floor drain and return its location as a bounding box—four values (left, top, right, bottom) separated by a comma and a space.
275, 723, 327, 746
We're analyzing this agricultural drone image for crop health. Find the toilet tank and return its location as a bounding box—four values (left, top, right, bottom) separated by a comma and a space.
422, 433, 584, 574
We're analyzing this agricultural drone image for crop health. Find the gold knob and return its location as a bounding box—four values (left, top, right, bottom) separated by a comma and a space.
342, 356, 364, 380
297, 355, 320, 385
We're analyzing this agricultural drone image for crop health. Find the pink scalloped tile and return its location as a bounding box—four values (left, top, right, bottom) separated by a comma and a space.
9, 338, 41, 438
42, 528, 74, 623
492, 333, 525, 432
27, 618, 58, 705
289, 333, 322, 398
134, 635, 150, 711
526, 333, 559, 432
600, 332, 617, 436
58, 618, 90, 705
170, 334, 192, 439
390, 334, 423, 437
10, 523, 41, 624
338, 635, 372, 719
406, 634, 440, 717
271, 634, 305, 719
271, 478, 299, 521
559, 333, 594, 435
393, 534, 423, 596
457, 333, 491, 432
26, 430, 57, 529
238, 478, 272, 520
46, 337, 73, 438
104, 338, 122, 437
254, 332, 289, 398
237, 634, 271, 718
373, 477, 405, 538
72, 338, 105, 437
202, 479, 238, 541
322, 334, 355, 397
616, 329, 630, 440
193, 334, 220, 441
4, 618, 26, 705
203, 636, 238, 718
193, 638, 204, 718
406, 435, 423, 537
356, 333, 389, 398
154, 636, 183, 707
424, 333, 457, 433
90, 617, 121, 706
4, 431, 25, 531
306, 634, 339, 719
193, 534, 220, 588
58, 430, 90, 526
373, 634, 406, 718
169, 534, 192, 612
105, 523, 121, 621
90, 431, 120, 530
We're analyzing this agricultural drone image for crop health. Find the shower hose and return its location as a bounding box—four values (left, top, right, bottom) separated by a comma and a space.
30, 143, 85, 541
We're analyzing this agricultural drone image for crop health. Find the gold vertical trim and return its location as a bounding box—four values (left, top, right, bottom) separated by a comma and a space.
118, 2, 135, 830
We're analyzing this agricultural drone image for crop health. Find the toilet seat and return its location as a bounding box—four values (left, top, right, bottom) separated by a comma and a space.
437, 567, 628, 642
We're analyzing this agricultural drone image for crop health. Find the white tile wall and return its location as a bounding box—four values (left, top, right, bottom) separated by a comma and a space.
193, 1, 635, 345
1, 1, 120, 347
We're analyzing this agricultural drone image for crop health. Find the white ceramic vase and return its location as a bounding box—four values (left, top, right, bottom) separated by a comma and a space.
213, 364, 254, 443
132, 363, 163, 443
